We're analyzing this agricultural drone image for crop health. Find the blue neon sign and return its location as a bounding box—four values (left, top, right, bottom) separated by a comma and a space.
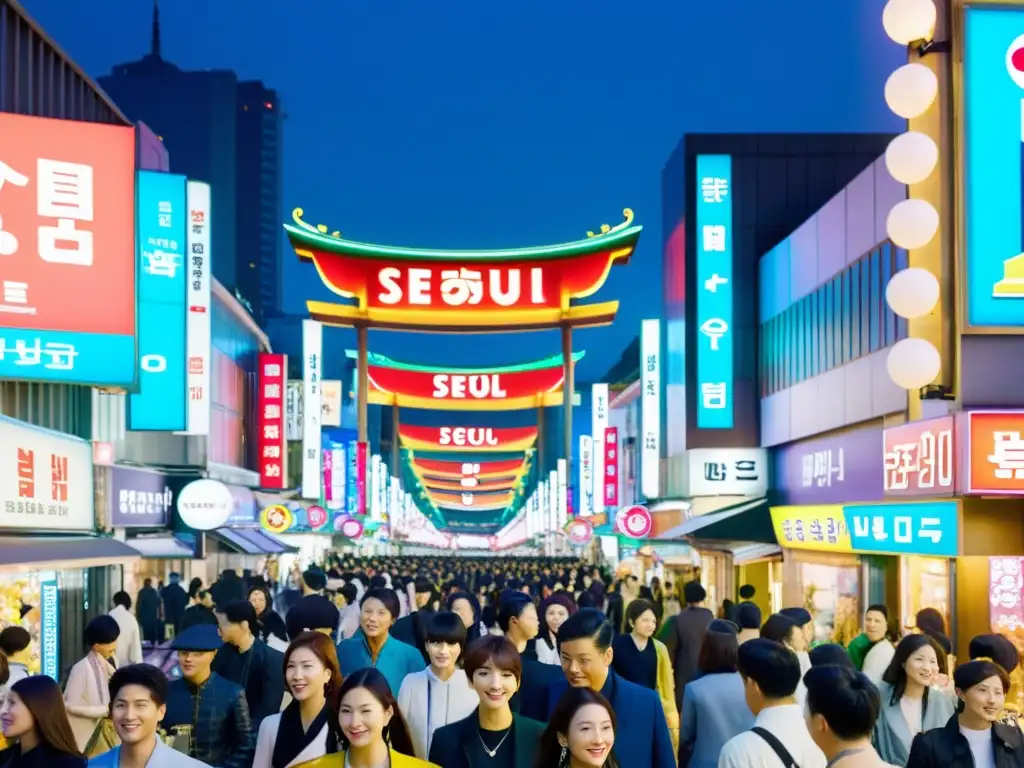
845, 501, 958, 558
129, 171, 188, 431
695, 155, 734, 428
964, 8, 1024, 328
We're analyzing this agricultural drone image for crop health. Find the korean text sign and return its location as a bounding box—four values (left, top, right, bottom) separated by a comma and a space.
962, 8, 1024, 328
967, 410, 1024, 494
109, 466, 172, 527
695, 154, 733, 428
883, 416, 955, 497
687, 448, 766, 497
258, 354, 288, 489
302, 320, 323, 499
770, 501, 958, 557
129, 171, 188, 431
181, 181, 211, 435
603, 427, 619, 507
592, 383, 609, 507
772, 426, 884, 505
0, 113, 136, 386
40, 575, 59, 681
641, 318, 661, 499
579, 434, 594, 517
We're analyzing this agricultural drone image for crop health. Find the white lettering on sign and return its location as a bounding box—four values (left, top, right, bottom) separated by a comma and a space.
140, 354, 166, 373
884, 427, 954, 491
851, 515, 943, 544
438, 427, 499, 447
375, 266, 548, 308
800, 448, 846, 488
989, 431, 1024, 480
0, 337, 78, 370
432, 374, 508, 399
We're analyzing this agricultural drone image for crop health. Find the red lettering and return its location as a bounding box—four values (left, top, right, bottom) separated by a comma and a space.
50, 454, 68, 502
16, 448, 34, 498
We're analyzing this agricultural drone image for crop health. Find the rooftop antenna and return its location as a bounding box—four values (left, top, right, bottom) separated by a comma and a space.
151, 0, 162, 59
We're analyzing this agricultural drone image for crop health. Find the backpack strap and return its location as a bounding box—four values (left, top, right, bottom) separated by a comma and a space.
751, 727, 800, 768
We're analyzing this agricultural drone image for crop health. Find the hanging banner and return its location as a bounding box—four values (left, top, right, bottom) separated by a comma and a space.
603, 426, 620, 507
411, 457, 527, 479
356, 441, 368, 515
302, 320, 323, 499
398, 425, 538, 452
182, 180, 211, 435
258, 354, 288, 489
591, 383, 609, 508
285, 381, 303, 441
579, 435, 594, 517
641, 318, 661, 499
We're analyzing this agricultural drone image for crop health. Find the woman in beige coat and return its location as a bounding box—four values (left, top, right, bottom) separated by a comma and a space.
64, 615, 120, 754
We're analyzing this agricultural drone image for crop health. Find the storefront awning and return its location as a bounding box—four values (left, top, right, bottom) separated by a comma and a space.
0, 536, 140, 571
731, 543, 782, 564
208, 528, 298, 555
655, 498, 775, 544
124, 535, 195, 559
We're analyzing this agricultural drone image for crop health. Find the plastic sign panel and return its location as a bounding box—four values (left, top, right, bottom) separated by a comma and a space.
302, 320, 323, 499
695, 154, 734, 428
355, 441, 368, 515
616, 504, 652, 539
285, 208, 641, 332
258, 354, 288, 489
181, 180, 211, 435
686, 448, 767, 497
592, 383, 609, 508
962, 8, 1024, 328
770, 501, 959, 557
883, 416, 956, 497
603, 427, 619, 507
967, 411, 1024, 494
40, 575, 59, 681
0, 113, 137, 386
557, 458, 568, 528
579, 435, 594, 517
399, 425, 538, 452
772, 425, 885, 505
129, 171, 188, 431
641, 318, 661, 498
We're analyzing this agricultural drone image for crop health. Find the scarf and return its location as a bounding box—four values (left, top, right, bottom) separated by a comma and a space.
271, 700, 337, 768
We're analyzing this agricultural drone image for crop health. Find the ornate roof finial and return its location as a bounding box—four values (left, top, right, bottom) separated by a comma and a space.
151, 0, 162, 59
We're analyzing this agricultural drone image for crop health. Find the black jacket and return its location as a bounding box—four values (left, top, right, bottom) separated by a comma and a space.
161, 672, 256, 768
661, 606, 714, 710
0, 744, 85, 768
907, 715, 1024, 768
391, 610, 433, 663
212, 638, 285, 727
428, 711, 545, 768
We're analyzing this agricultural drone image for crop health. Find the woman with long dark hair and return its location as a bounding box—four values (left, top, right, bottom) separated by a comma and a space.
249, 584, 288, 651
300, 667, 436, 766
252, 631, 342, 768
0, 675, 85, 766
448, 592, 485, 646
535, 687, 617, 768
535, 594, 577, 666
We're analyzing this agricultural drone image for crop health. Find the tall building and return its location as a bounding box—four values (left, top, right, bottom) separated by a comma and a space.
97, 1, 283, 323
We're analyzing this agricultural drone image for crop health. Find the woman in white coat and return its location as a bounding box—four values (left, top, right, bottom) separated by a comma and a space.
397, 611, 480, 760
64, 615, 121, 754
252, 631, 341, 768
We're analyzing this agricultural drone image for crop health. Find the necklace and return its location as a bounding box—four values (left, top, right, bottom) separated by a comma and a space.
478, 728, 511, 757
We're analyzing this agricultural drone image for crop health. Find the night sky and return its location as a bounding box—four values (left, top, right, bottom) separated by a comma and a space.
27, 0, 902, 381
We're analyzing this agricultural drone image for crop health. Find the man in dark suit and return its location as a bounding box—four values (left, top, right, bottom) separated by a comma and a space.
661, 580, 714, 710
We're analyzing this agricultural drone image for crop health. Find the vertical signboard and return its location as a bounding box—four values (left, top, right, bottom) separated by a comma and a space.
285, 381, 303, 441
347, 440, 358, 513
129, 171, 188, 431
301, 320, 323, 498
40, 574, 59, 681
641, 318, 661, 498
579, 434, 594, 517
548, 471, 558, 532
591, 383, 609, 508
355, 441, 368, 515
695, 154, 734, 428
604, 426, 620, 507
258, 354, 288, 489
181, 181, 211, 434
557, 458, 568, 529
321, 380, 342, 427
329, 444, 346, 511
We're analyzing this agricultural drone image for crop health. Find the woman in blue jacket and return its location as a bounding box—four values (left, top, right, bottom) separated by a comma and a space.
336, 587, 425, 696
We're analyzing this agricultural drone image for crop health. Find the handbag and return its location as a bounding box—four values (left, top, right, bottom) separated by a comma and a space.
84, 717, 119, 757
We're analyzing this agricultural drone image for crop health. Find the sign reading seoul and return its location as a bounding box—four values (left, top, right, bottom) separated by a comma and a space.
0, 113, 137, 387
695, 155, 734, 428
770, 501, 958, 557
399, 425, 538, 452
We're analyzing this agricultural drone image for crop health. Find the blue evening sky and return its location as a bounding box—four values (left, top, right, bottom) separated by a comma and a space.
26, 0, 902, 381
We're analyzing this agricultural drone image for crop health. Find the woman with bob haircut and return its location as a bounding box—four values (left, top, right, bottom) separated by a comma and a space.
873, 634, 955, 766
0, 675, 85, 766
428, 635, 545, 768
65, 615, 121, 755
906, 659, 1024, 768
398, 612, 479, 760
252, 631, 343, 768
299, 667, 436, 767
679, 619, 753, 768
534, 687, 618, 768
535, 593, 577, 666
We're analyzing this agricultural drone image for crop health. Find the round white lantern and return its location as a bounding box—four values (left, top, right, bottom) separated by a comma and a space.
882, 0, 937, 45
885, 267, 940, 319
176, 478, 234, 531
887, 338, 941, 390
885, 64, 938, 119
887, 198, 939, 250
884, 131, 939, 185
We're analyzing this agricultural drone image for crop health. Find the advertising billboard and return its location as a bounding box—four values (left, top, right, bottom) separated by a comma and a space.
258, 354, 288, 490
302, 320, 323, 499
0, 113, 136, 386
398, 425, 538, 452
641, 318, 661, 498
129, 171, 188, 431
963, 8, 1024, 328
182, 181, 211, 435
695, 154, 734, 428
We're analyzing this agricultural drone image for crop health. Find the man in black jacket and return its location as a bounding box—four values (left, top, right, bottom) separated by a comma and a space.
661, 580, 713, 710
212, 600, 285, 727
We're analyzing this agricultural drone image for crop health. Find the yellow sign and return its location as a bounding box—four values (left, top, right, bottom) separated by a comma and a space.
260, 504, 294, 534
769, 506, 854, 553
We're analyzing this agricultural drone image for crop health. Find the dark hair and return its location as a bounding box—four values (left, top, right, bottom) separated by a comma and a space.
497, 592, 535, 633
738, 584, 756, 600
779, 607, 812, 627
954, 659, 1011, 699
336, 668, 414, 756
535, 687, 620, 768
805, 665, 881, 740
220, 599, 259, 629
882, 634, 944, 709
761, 614, 798, 646
425, 611, 468, 650
866, 603, 889, 619
113, 591, 132, 610
369, 574, 388, 589
463, 635, 523, 683
339, 583, 358, 605
538, 593, 578, 648
809, 643, 856, 670
188, 577, 203, 598
85, 615, 121, 646
915, 607, 945, 636
699, 623, 740, 675
303, 567, 328, 592
625, 599, 657, 633
557, 608, 614, 652
109, 663, 168, 706
735, 602, 761, 630
737, 638, 802, 699
10, 675, 83, 758
0, 626, 31, 656
683, 580, 706, 604
969, 633, 1020, 673
284, 631, 343, 712
576, 591, 599, 609
360, 587, 401, 620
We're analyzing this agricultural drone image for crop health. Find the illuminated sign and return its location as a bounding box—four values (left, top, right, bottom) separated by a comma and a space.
411, 457, 528, 479
302, 320, 322, 499
686, 448, 767, 497
603, 427, 619, 507
695, 154, 734, 428
579, 435, 594, 517
181, 180, 211, 435
641, 318, 661, 498
0, 113, 137, 387
129, 171, 188, 431
883, 416, 955, 497
258, 354, 288, 489
40, 575, 59, 681
285, 208, 641, 332
963, 8, 1024, 328
426, 490, 516, 510
399, 425, 538, 452
967, 411, 1024, 495
592, 383, 609, 507
421, 476, 519, 493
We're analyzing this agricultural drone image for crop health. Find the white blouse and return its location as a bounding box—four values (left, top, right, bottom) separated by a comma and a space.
252, 712, 330, 768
